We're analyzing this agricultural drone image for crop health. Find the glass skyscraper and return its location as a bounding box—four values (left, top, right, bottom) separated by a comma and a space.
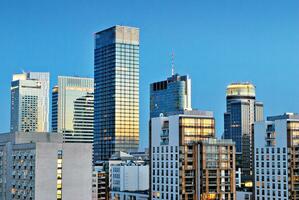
94, 26, 139, 161
150, 74, 191, 118
223, 82, 263, 187
52, 76, 94, 143
10, 72, 50, 133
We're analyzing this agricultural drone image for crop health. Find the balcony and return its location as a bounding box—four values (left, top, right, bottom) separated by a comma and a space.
185, 172, 194, 178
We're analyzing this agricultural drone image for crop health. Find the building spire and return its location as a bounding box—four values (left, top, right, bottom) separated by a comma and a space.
171, 51, 175, 76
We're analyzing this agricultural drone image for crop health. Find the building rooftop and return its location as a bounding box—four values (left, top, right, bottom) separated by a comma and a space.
267, 112, 299, 121
200, 138, 235, 145
150, 73, 189, 86
0, 132, 62, 145
226, 82, 255, 97
95, 25, 139, 35
166, 109, 214, 118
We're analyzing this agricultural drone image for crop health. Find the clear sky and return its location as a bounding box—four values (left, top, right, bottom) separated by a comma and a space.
0, 0, 299, 149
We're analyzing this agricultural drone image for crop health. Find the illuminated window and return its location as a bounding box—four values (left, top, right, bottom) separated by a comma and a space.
57, 150, 63, 200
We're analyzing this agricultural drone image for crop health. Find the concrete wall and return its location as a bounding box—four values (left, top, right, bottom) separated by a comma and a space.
35, 143, 61, 200
62, 143, 92, 200
35, 142, 92, 200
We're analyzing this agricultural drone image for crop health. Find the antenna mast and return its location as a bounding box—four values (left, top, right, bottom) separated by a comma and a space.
171, 52, 175, 76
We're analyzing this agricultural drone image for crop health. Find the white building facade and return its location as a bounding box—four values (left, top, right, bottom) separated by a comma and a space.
111, 163, 149, 192
254, 113, 299, 200
110, 162, 149, 200
10, 72, 50, 133
110, 191, 148, 200
151, 114, 181, 200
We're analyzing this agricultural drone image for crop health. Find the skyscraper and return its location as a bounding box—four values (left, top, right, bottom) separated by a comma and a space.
10, 72, 49, 133
52, 76, 94, 143
223, 82, 263, 187
150, 74, 191, 118
94, 26, 139, 161
254, 113, 299, 200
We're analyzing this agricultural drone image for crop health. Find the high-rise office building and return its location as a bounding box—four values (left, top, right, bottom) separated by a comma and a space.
223, 82, 263, 186
94, 25, 139, 161
10, 72, 50, 133
150, 74, 191, 118
151, 110, 235, 200
254, 113, 299, 200
0, 132, 92, 200
52, 76, 94, 143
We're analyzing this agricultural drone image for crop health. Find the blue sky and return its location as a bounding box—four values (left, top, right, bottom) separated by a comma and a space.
0, 0, 299, 149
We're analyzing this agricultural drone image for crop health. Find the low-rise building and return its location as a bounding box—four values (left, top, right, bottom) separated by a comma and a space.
109, 152, 149, 200
92, 165, 109, 200
110, 191, 149, 200
110, 161, 149, 192
92, 151, 149, 200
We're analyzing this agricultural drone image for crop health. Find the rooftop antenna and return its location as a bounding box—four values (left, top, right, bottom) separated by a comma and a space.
171, 51, 175, 76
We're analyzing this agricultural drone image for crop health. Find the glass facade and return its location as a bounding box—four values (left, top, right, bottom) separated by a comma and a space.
150, 74, 191, 118
226, 83, 255, 97
51, 76, 94, 143
94, 26, 139, 161
224, 82, 263, 186
180, 117, 215, 145
179, 115, 215, 200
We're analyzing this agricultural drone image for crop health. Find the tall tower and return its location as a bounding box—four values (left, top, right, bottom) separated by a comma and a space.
94, 26, 140, 161
150, 74, 191, 118
224, 82, 263, 187
10, 72, 50, 133
52, 76, 94, 143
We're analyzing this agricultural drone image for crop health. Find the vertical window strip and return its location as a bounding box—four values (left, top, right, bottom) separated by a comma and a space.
57, 150, 63, 200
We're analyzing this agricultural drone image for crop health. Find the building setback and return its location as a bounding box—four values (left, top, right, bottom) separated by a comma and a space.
0, 132, 92, 200
94, 25, 140, 161
10, 72, 50, 133
254, 113, 299, 200
150, 74, 191, 118
223, 82, 263, 186
52, 76, 94, 143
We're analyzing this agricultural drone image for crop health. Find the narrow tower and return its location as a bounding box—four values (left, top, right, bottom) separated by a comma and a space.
224, 82, 263, 187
